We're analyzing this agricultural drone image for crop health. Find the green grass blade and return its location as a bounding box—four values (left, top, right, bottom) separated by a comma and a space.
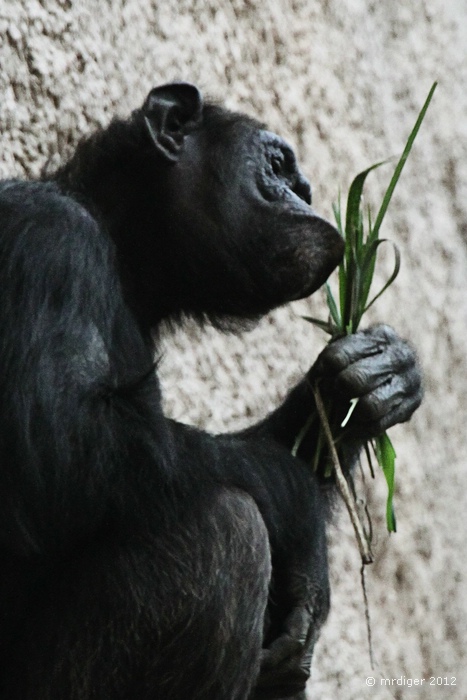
357, 237, 399, 316
332, 195, 344, 236
349, 253, 362, 331
359, 206, 376, 306
340, 162, 387, 332
338, 260, 347, 330
372, 82, 437, 239
341, 256, 355, 332
363, 240, 401, 315
333, 198, 347, 329
374, 432, 397, 532
325, 282, 342, 328
345, 161, 387, 241
301, 315, 335, 335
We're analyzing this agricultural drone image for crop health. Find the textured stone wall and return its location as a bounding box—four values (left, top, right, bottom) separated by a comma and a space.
1, 1, 466, 698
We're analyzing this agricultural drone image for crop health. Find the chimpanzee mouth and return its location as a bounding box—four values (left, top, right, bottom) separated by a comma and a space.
284, 228, 344, 301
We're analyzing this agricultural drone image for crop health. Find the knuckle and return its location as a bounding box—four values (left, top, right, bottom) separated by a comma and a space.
357, 393, 388, 421
319, 341, 348, 371
367, 323, 396, 339
336, 366, 368, 395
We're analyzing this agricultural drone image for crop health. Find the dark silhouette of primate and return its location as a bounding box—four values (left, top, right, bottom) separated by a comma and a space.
0, 82, 422, 700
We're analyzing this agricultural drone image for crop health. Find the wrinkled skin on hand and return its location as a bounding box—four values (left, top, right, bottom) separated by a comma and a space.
253, 324, 423, 700
314, 324, 423, 440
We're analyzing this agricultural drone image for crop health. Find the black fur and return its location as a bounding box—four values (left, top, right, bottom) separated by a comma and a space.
0, 83, 422, 699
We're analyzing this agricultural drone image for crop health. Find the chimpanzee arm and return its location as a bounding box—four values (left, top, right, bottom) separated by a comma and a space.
170, 325, 423, 699
0, 182, 165, 556
242, 325, 422, 697
166, 416, 328, 700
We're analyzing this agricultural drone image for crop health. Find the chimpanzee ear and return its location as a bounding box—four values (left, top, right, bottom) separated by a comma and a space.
142, 82, 203, 163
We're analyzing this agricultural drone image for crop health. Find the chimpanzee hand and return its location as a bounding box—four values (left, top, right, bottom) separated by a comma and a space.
312, 324, 423, 440
253, 540, 330, 699
254, 599, 321, 700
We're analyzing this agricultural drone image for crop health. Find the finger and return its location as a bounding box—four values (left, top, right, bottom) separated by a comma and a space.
255, 660, 308, 699
261, 635, 302, 670
335, 355, 397, 397
258, 637, 312, 696
335, 343, 419, 395
318, 324, 398, 374
370, 384, 423, 432
351, 375, 424, 435
261, 607, 311, 669
258, 646, 310, 694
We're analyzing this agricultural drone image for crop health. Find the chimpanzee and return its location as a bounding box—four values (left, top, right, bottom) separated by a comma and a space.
0, 82, 422, 700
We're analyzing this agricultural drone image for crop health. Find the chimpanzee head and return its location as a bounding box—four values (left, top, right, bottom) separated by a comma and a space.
58, 82, 344, 331
139, 82, 344, 327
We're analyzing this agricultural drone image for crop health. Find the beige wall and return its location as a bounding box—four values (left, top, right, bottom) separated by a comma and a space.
1, 1, 466, 697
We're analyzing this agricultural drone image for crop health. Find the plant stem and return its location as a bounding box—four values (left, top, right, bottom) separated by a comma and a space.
311, 382, 373, 565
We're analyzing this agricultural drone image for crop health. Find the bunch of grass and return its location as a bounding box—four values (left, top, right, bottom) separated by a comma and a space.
295, 83, 437, 563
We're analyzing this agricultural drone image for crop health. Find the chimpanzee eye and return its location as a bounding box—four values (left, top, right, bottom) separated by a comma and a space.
271, 153, 284, 176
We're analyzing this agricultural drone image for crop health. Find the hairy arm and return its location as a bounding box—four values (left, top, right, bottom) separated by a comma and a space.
168, 324, 423, 699
0, 182, 166, 555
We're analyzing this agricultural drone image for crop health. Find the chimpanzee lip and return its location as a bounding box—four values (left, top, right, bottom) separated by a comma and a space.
286, 239, 344, 302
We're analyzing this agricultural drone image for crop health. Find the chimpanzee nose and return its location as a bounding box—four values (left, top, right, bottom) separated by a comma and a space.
294, 173, 312, 205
